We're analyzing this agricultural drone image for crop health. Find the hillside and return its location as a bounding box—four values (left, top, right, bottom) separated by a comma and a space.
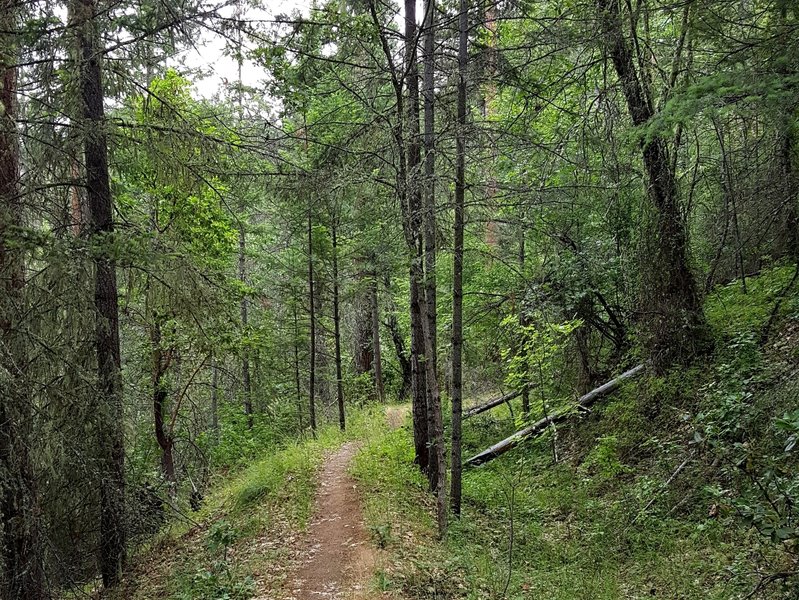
109, 268, 799, 599
3, 1, 799, 598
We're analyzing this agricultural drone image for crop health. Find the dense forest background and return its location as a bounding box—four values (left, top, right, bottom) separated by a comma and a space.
1, 0, 799, 597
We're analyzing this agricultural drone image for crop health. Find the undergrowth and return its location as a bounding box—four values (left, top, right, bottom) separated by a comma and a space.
351, 266, 799, 599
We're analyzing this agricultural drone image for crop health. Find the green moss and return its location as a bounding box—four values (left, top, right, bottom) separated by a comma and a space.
705, 264, 798, 340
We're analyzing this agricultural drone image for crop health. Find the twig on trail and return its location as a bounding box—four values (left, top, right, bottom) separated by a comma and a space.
760, 263, 799, 343
500, 472, 517, 598
631, 451, 695, 525
743, 570, 797, 599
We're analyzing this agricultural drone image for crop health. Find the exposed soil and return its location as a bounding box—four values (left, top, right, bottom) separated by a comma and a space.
385, 406, 408, 430
285, 442, 376, 600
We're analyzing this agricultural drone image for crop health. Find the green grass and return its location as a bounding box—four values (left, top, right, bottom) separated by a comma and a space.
349, 268, 799, 599
353, 415, 752, 599
705, 263, 799, 340
115, 406, 386, 600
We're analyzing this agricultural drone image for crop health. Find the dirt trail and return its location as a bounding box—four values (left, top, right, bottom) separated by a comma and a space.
280, 408, 409, 600
285, 441, 375, 600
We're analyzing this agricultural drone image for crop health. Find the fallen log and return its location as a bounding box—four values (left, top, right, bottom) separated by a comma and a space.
465, 363, 647, 467
463, 389, 523, 419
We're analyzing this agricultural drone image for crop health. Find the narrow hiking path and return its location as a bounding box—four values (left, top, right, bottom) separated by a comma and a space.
283, 441, 375, 600
275, 407, 409, 600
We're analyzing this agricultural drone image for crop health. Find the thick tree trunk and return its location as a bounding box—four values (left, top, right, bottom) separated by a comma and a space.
450, 0, 467, 518
75, 0, 126, 585
597, 0, 708, 367
370, 273, 384, 402
0, 8, 47, 594
332, 224, 345, 430
239, 227, 253, 428
308, 211, 317, 433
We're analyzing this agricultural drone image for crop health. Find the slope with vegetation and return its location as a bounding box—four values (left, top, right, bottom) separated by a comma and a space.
1, 0, 799, 598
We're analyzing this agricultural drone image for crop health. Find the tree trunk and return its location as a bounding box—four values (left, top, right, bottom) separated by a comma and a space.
292, 306, 303, 430
423, 0, 437, 377
518, 224, 530, 416
385, 310, 412, 400
404, 0, 430, 473
239, 226, 253, 428
370, 272, 384, 402
463, 390, 522, 419
332, 223, 345, 430
210, 357, 219, 441
308, 210, 317, 433
777, 5, 799, 261
413, 257, 447, 535
76, 0, 126, 584
466, 364, 647, 466
422, 0, 440, 495
0, 6, 47, 594
151, 320, 176, 490
597, 0, 708, 368
410, 270, 429, 471
450, 0, 467, 518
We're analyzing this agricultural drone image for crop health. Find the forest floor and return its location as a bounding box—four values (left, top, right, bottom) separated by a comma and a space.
113, 263, 799, 600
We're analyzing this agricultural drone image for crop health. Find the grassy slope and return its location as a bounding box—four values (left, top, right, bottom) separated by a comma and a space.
114, 267, 799, 600
351, 266, 799, 599
114, 408, 384, 600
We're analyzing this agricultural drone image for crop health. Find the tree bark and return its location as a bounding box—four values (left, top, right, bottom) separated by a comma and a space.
450, 0, 467, 518
414, 257, 447, 535
370, 272, 384, 402
293, 305, 304, 430
404, 0, 430, 473
422, 0, 441, 496
0, 5, 47, 593
76, 0, 126, 584
423, 0, 437, 376
150, 319, 176, 490
239, 226, 253, 428
385, 310, 412, 400
308, 210, 317, 434
332, 222, 345, 430
596, 0, 708, 367
353, 267, 374, 376
410, 269, 429, 470
777, 5, 799, 261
